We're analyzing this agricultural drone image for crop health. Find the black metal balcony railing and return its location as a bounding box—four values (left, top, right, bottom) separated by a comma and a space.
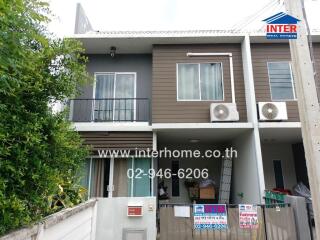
69, 98, 150, 123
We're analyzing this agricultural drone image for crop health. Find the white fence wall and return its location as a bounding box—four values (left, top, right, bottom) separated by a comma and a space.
1, 197, 157, 240
95, 197, 157, 240
0, 199, 97, 240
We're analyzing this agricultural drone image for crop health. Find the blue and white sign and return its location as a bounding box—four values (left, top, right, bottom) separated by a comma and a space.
262, 12, 300, 39
193, 204, 228, 229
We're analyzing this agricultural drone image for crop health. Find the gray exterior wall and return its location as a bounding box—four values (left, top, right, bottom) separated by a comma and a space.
73, 54, 152, 122
81, 54, 152, 99
261, 143, 297, 191
152, 44, 247, 123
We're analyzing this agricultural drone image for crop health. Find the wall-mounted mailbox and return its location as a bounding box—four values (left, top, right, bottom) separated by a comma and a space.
127, 202, 143, 217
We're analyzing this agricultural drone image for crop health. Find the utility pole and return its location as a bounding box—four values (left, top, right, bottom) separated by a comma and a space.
284, 0, 320, 237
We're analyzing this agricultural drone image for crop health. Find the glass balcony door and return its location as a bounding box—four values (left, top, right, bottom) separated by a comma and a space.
94, 73, 136, 122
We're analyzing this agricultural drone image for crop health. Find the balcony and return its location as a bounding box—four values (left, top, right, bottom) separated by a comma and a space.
69, 98, 150, 123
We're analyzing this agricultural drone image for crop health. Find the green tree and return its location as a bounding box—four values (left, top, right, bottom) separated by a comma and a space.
0, 0, 91, 235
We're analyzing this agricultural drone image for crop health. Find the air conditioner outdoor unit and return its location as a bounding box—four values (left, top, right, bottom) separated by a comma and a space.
258, 102, 288, 121
210, 103, 239, 122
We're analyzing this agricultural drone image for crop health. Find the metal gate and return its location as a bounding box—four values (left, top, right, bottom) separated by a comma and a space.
159, 204, 297, 240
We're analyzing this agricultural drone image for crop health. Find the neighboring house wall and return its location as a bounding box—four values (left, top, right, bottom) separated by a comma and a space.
80, 131, 153, 152
261, 143, 297, 191
251, 43, 299, 121
152, 44, 247, 123
73, 54, 152, 121
314, 43, 320, 99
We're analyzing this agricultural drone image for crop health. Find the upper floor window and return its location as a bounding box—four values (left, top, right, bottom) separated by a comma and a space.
177, 63, 223, 101
267, 62, 296, 101
94, 72, 136, 121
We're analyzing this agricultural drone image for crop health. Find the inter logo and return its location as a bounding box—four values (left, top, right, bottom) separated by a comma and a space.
263, 12, 300, 39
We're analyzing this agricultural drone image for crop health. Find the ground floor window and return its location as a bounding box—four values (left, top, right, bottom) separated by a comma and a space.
79, 159, 91, 199
112, 157, 152, 197
81, 157, 152, 198
128, 158, 152, 197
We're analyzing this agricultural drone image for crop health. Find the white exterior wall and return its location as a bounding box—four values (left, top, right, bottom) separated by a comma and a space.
159, 156, 222, 204
240, 35, 266, 203
0, 200, 97, 240
95, 197, 157, 240
231, 130, 262, 204
261, 143, 297, 191
40, 206, 96, 240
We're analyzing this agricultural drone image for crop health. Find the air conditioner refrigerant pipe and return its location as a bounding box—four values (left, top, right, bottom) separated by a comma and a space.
186, 52, 236, 104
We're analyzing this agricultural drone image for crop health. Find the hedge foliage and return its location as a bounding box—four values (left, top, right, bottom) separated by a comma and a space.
0, 0, 91, 235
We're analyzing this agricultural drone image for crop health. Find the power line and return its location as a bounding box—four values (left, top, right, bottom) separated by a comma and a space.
230, 0, 279, 31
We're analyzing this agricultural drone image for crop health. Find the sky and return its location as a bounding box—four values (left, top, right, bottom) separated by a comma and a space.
48, 0, 320, 37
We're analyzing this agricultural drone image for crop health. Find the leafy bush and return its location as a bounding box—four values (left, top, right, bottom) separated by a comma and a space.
0, 0, 91, 235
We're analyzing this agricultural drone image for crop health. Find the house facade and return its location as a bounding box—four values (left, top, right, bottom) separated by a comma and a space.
73, 29, 320, 202
69, 4, 320, 238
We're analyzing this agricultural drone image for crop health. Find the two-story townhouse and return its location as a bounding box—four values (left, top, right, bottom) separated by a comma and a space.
69, 5, 320, 236
71, 28, 320, 202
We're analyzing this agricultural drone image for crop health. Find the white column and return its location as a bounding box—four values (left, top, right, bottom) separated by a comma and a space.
108, 157, 114, 198
88, 157, 93, 200
241, 35, 266, 203
152, 132, 157, 197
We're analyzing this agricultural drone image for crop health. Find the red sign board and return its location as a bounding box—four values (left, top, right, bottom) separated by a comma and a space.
127, 206, 143, 216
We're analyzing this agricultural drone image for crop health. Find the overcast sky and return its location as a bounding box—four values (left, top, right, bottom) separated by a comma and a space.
48, 0, 320, 37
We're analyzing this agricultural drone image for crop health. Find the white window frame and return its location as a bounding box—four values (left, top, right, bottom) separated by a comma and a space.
267, 61, 297, 101
176, 62, 224, 101
93, 72, 137, 121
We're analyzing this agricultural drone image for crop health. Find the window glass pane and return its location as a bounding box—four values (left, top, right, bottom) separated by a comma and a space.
171, 161, 180, 197
114, 74, 135, 121
273, 160, 284, 189
95, 74, 114, 121
268, 62, 294, 100
128, 158, 151, 197
178, 64, 200, 100
200, 63, 223, 100
79, 159, 91, 199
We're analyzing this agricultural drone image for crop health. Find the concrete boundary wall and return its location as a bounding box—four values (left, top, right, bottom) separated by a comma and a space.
0, 199, 97, 240
95, 197, 157, 240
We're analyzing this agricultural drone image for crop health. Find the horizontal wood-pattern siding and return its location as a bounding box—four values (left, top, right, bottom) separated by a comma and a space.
80, 132, 153, 151
152, 44, 247, 123
251, 43, 299, 121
